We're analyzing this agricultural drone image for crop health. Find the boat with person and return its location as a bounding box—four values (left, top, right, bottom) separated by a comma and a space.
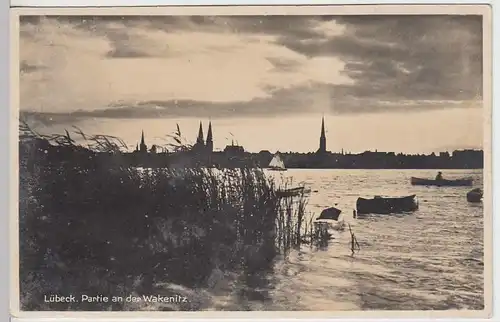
466, 188, 483, 203
267, 153, 287, 171
410, 177, 473, 187
356, 194, 418, 215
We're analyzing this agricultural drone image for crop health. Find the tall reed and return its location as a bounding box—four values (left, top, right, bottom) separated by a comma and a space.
18, 121, 309, 311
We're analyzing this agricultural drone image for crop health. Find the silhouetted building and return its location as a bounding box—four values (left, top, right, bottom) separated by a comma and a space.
49, 118, 482, 170
139, 130, 147, 153
196, 122, 204, 145
317, 116, 327, 154
190, 120, 217, 157
192, 122, 205, 153
206, 121, 213, 153
224, 141, 245, 155
452, 149, 483, 168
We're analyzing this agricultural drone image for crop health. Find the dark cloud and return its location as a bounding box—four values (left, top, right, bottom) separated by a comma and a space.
19, 14, 484, 107
20, 16, 167, 59
204, 16, 325, 39
20, 15, 325, 59
103, 28, 153, 58
21, 81, 480, 125
266, 57, 302, 72
59, 86, 316, 119
106, 48, 150, 58
278, 15, 483, 101
20, 110, 83, 126
20, 85, 318, 123
20, 15, 324, 37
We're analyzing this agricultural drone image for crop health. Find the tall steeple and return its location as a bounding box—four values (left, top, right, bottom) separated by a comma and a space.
140, 130, 147, 153
318, 116, 327, 153
321, 116, 326, 137
196, 122, 204, 145
206, 121, 213, 153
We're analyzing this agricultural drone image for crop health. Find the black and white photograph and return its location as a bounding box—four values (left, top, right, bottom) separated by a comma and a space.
13, 5, 492, 315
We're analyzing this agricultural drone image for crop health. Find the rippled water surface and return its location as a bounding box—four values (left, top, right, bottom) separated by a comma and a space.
206, 169, 484, 311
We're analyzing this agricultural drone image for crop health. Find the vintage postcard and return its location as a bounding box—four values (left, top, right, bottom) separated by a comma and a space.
11, 4, 492, 319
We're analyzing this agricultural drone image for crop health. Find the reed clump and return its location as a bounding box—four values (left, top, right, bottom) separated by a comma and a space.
18, 121, 308, 311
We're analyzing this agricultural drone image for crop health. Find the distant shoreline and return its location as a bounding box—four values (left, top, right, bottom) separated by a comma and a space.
133, 165, 484, 170
133, 166, 484, 171
19, 132, 484, 171
263, 167, 484, 171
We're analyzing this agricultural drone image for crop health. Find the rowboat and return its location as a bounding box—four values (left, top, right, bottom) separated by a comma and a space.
466, 188, 483, 203
316, 207, 342, 221
276, 186, 311, 198
356, 194, 418, 215
410, 177, 473, 187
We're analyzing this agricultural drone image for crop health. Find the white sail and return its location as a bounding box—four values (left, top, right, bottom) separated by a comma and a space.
268, 153, 286, 169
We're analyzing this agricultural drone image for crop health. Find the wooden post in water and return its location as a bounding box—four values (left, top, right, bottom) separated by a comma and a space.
348, 223, 361, 256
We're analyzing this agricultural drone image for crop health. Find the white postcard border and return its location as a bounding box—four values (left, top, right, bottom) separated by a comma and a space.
6, 2, 497, 322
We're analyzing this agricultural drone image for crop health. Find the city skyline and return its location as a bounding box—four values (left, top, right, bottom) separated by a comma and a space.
20, 110, 483, 154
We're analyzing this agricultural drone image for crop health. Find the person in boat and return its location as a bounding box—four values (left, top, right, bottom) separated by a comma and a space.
435, 171, 443, 181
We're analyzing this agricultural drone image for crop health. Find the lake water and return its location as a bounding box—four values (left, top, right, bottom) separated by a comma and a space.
202, 169, 484, 311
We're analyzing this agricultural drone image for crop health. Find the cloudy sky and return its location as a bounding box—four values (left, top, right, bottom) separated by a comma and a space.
19, 14, 484, 153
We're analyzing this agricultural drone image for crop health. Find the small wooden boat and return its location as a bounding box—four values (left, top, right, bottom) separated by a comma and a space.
410, 177, 473, 187
356, 194, 418, 215
467, 188, 483, 203
276, 186, 310, 198
316, 207, 342, 221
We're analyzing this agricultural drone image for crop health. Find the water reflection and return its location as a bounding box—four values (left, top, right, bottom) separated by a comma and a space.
231, 254, 276, 309
209, 169, 483, 311
228, 234, 337, 310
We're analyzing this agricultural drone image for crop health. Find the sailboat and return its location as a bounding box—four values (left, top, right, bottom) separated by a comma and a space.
268, 153, 287, 171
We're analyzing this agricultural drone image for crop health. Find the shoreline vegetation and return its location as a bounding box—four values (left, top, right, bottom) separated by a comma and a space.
19, 121, 328, 311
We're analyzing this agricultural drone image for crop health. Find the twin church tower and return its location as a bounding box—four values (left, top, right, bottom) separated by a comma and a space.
135, 121, 213, 154
192, 121, 214, 154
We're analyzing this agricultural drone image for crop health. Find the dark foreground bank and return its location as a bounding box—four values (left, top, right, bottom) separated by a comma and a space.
18, 124, 308, 311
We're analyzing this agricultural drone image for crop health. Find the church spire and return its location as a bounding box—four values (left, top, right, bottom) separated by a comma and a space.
321, 116, 326, 138
140, 130, 147, 153
206, 120, 213, 152
318, 116, 327, 154
196, 122, 204, 145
